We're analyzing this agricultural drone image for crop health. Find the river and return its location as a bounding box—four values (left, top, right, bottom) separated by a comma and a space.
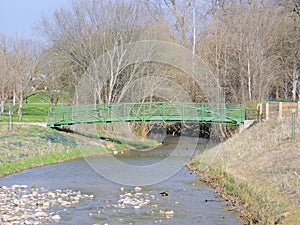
0, 137, 243, 224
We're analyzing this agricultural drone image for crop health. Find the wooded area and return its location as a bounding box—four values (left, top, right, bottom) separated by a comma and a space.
0, 0, 299, 120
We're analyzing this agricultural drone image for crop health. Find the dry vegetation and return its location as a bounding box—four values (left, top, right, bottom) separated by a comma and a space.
190, 118, 300, 224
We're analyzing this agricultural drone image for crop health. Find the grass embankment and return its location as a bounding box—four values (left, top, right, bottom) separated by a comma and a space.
0, 124, 110, 177
0, 91, 60, 123
0, 124, 159, 177
0, 102, 49, 123
189, 120, 300, 225
0, 91, 159, 177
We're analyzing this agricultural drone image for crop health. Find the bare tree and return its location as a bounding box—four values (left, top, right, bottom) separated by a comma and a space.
197, 0, 299, 103
10, 38, 39, 121
38, 0, 153, 104
0, 34, 12, 113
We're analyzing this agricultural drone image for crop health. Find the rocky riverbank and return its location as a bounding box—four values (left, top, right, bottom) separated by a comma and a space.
0, 184, 93, 224
0, 184, 177, 224
89, 186, 176, 222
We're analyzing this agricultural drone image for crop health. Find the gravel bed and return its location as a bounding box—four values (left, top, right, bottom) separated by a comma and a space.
0, 184, 93, 224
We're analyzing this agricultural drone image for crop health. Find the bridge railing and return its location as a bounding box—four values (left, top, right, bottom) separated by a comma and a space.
47, 102, 245, 127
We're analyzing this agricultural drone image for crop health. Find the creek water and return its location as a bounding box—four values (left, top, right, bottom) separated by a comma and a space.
0, 137, 243, 225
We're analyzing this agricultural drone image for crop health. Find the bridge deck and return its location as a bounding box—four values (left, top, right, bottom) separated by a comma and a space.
47, 102, 245, 128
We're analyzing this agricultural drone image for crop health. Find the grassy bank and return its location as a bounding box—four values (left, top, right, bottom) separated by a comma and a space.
0, 91, 65, 123
0, 123, 160, 177
189, 119, 300, 224
0, 124, 111, 177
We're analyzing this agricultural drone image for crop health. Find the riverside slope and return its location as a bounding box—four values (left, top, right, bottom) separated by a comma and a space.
190, 119, 300, 224
0, 124, 110, 177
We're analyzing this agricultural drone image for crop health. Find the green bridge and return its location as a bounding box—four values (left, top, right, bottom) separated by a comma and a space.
47, 102, 245, 128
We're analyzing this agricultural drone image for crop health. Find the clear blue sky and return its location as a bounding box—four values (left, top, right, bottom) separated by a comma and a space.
0, 0, 71, 40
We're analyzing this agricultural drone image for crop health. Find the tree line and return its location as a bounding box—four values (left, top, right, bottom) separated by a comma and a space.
0, 0, 299, 120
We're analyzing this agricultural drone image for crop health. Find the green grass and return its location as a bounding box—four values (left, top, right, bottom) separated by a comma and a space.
16, 103, 49, 122
0, 103, 48, 122
0, 91, 66, 123
0, 124, 108, 177
0, 147, 108, 176
25, 91, 51, 103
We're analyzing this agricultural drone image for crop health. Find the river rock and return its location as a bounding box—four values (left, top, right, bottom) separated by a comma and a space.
0, 184, 93, 224
134, 187, 142, 191
47, 192, 56, 198
31, 191, 39, 196
61, 200, 71, 207
11, 185, 20, 190
13, 199, 20, 206
71, 196, 80, 201
164, 210, 174, 216
150, 195, 155, 199
71, 200, 79, 204
51, 215, 61, 220
160, 210, 175, 218
34, 211, 48, 217
57, 197, 62, 204
43, 201, 50, 207
2, 215, 10, 222
36, 200, 44, 206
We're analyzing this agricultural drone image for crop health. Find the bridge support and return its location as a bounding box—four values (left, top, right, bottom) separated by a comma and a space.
239, 120, 255, 132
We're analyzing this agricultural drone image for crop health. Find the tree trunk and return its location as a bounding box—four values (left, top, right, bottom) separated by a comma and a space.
13, 91, 16, 106
292, 63, 299, 101
0, 100, 5, 113
247, 58, 252, 101
276, 85, 279, 100
49, 93, 59, 112
0, 88, 5, 113
18, 94, 23, 121
292, 79, 298, 101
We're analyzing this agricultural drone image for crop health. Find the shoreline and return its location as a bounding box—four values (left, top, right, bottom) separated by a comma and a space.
187, 163, 251, 223
0, 124, 111, 178
189, 120, 300, 225
2, 122, 299, 224
0, 149, 107, 179
0, 124, 158, 179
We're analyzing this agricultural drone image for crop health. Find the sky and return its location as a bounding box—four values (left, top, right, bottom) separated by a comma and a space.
0, 0, 71, 40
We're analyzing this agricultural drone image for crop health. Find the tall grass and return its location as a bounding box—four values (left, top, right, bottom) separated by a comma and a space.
190, 119, 300, 224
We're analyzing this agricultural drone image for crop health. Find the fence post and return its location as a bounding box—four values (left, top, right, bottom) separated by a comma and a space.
257, 103, 263, 122
265, 102, 269, 121
279, 102, 283, 119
